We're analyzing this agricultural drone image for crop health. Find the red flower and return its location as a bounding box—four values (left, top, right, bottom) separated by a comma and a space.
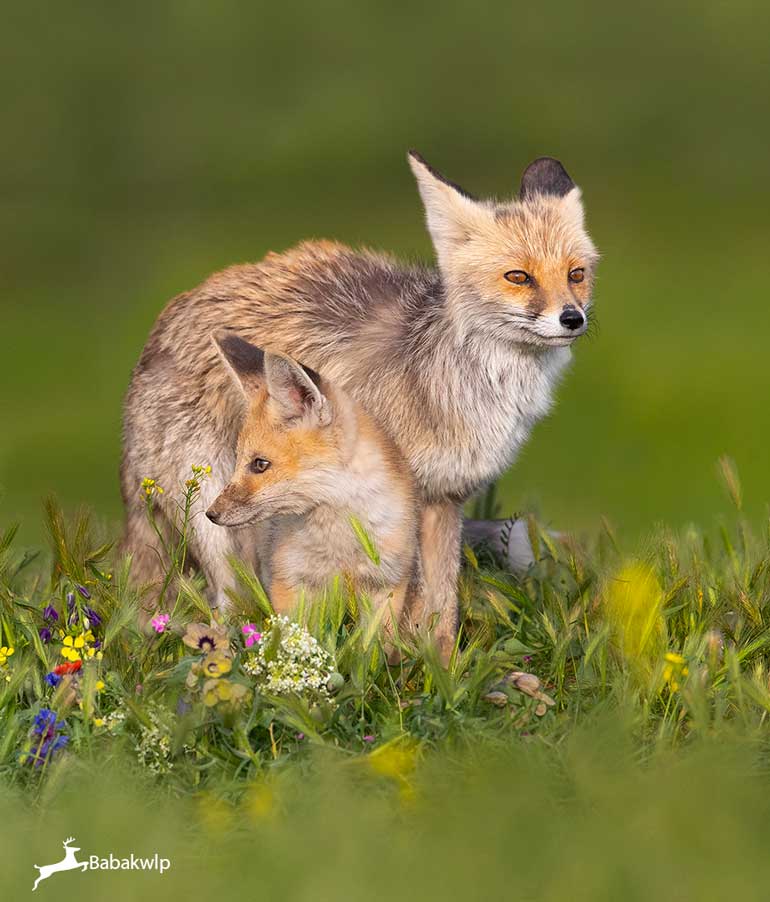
53, 661, 82, 675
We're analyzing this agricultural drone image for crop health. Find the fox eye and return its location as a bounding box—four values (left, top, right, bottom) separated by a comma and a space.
504, 270, 531, 285
249, 457, 271, 474
568, 268, 585, 284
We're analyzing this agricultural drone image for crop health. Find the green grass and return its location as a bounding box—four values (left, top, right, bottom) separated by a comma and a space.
3, 460, 770, 897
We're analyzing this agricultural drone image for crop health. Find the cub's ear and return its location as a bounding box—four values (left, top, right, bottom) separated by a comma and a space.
212, 331, 265, 398
408, 150, 491, 269
264, 353, 332, 427
519, 157, 576, 200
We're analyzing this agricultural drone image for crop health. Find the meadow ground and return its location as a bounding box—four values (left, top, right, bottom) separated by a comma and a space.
3, 460, 770, 899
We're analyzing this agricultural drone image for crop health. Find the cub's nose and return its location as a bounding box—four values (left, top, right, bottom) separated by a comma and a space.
206, 508, 222, 524
559, 305, 585, 331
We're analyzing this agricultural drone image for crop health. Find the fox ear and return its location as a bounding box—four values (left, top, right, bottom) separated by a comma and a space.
519, 157, 575, 200
212, 331, 265, 398
264, 353, 332, 427
408, 150, 491, 268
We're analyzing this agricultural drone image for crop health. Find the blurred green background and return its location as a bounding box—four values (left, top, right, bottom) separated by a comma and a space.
2, 0, 769, 547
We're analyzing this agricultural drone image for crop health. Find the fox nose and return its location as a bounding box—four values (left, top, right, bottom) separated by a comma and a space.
559, 305, 585, 331
206, 507, 222, 524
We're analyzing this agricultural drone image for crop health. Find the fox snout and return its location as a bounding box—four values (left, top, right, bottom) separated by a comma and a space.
205, 506, 223, 524
559, 304, 585, 332
206, 485, 244, 526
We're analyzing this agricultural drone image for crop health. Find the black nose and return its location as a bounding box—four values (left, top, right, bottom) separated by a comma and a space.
559, 305, 585, 331
206, 509, 221, 524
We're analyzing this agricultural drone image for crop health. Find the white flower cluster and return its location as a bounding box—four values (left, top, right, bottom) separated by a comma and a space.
133, 703, 173, 775
103, 708, 126, 733
243, 616, 335, 699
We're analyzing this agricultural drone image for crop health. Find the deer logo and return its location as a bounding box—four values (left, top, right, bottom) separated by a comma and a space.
32, 836, 88, 891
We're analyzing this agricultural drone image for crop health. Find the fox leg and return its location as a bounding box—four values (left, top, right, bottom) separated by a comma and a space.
269, 578, 299, 616
409, 501, 462, 664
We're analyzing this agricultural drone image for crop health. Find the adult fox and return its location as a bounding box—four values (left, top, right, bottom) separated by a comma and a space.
121, 152, 598, 659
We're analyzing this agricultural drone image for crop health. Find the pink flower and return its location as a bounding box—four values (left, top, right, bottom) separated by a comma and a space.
242, 623, 262, 648
151, 613, 170, 633
363, 735, 375, 743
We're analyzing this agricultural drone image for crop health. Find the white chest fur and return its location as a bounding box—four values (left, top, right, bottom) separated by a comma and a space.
412, 344, 571, 499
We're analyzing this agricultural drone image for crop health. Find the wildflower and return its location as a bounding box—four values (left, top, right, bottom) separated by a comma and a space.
296, 732, 305, 741
84, 607, 101, 628
186, 464, 212, 491
604, 561, 666, 675
42, 604, 59, 622
141, 477, 165, 498
61, 634, 85, 662
77, 585, 91, 600
95, 680, 105, 691
0, 646, 14, 666
151, 613, 171, 634
202, 678, 248, 708
201, 651, 232, 679
242, 623, 262, 648
363, 735, 375, 743
24, 708, 69, 767
133, 703, 173, 774
93, 718, 105, 728
39, 627, 52, 643
663, 652, 689, 692
183, 622, 231, 656
242, 616, 335, 700
45, 672, 62, 688
53, 661, 82, 675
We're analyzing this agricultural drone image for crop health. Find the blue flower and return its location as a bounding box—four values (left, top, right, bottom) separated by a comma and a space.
26, 707, 69, 766
39, 627, 52, 644
44, 672, 62, 688
32, 707, 66, 737
42, 604, 59, 622
77, 585, 91, 600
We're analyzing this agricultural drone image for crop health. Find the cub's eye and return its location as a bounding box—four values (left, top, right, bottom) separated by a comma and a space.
249, 457, 271, 474
568, 268, 585, 284
504, 270, 531, 285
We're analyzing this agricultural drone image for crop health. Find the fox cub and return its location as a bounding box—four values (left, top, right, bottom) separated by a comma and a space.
205, 332, 418, 632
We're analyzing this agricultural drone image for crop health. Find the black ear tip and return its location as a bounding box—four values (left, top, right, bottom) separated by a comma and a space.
215, 332, 265, 374
520, 156, 575, 199
408, 149, 426, 166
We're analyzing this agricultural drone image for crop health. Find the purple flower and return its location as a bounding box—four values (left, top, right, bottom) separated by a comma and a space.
66, 592, 75, 609
42, 604, 59, 622
296, 732, 305, 741
44, 672, 62, 688
77, 585, 91, 600
242, 623, 262, 648
39, 627, 52, 644
151, 613, 170, 634
84, 607, 101, 628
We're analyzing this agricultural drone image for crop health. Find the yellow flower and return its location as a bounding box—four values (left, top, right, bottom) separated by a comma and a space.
663, 651, 689, 692
202, 678, 248, 707
93, 717, 105, 728
140, 477, 164, 497
202, 651, 232, 679
604, 562, 666, 675
95, 680, 105, 691
0, 646, 14, 666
